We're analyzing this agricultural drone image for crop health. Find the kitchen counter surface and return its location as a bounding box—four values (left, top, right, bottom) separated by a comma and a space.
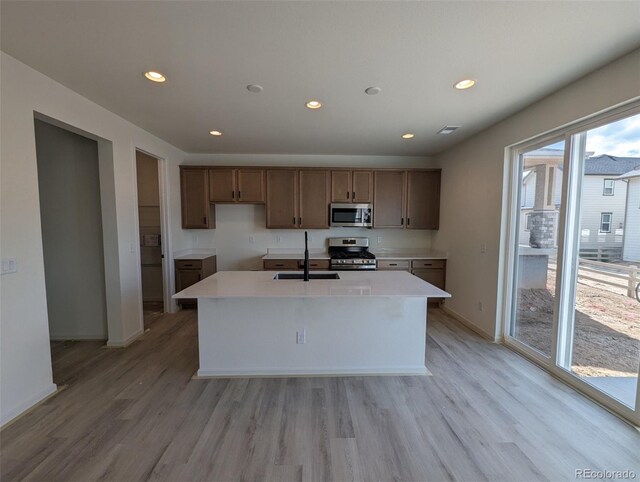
174, 250, 217, 260
174, 270, 450, 299
373, 250, 448, 260
262, 252, 330, 260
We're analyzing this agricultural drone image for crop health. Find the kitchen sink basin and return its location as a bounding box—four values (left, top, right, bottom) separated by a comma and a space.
273, 273, 340, 280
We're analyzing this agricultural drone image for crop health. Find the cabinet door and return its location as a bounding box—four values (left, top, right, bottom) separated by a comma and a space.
373, 171, 406, 228
237, 169, 265, 203
266, 170, 298, 228
331, 170, 351, 202
352, 170, 373, 203
411, 268, 445, 290
299, 170, 330, 229
209, 168, 236, 203
406, 170, 440, 229
175, 269, 203, 292
181, 168, 213, 229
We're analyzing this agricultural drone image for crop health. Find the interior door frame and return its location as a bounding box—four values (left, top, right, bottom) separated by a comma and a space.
133, 148, 176, 318
500, 100, 640, 426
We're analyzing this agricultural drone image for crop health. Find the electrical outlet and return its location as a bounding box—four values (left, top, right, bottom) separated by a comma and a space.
377, 236, 382, 244
478, 302, 483, 311
249, 235, 255, 244
276, 235, 282, 243
194, 235, 199, 245
480, 243, 486, 253
297, 329, 306, 344
308, 235, 313, 243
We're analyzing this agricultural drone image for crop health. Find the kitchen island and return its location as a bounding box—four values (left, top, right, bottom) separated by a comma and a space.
174, 270, 450, 377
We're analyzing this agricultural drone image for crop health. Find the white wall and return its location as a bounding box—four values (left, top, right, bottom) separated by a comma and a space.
432, 48, 640, 340
0, 52, 186, 426
171, 154, 437, 270
35, 119, 108, 340
623, 178, 640, 262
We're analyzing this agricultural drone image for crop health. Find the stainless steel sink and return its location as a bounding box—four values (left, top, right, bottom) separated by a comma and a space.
273, 273, 340, 280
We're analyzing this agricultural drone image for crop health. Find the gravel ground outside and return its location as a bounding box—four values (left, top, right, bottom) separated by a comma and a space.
515, 264, 640, 377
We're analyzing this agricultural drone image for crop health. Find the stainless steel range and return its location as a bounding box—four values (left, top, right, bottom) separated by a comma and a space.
328, 237, 376, 270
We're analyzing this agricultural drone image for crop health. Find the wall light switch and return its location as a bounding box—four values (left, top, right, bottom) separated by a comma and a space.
297, 329, 306, 344
480, 243, 486, 253
377, 236, 382, 244
276, 236, 282, 244
1, 258, 17, 275
249, 235, 255, 244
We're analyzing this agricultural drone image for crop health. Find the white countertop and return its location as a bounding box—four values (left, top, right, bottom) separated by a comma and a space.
173, 270, 451, 299
174, 252, 217, 260
262, 249, 446, 260
373, 249, 448, 260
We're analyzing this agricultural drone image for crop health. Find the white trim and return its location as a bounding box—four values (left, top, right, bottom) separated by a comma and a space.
106, 328, 144, 348
440, 305, 498, 342
196, 366, 428, 378
0, 383, 57, 428
50, 334, 106, 341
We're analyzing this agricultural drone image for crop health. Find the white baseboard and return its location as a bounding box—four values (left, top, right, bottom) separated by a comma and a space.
196, 366, 428, 378
0, 383, 58, 428
50, 334, 106, 341
439, 306, 498, 342
106, 328, 144, 348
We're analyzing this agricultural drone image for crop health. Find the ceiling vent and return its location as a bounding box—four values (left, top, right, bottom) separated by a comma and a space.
437, 126, 460, 135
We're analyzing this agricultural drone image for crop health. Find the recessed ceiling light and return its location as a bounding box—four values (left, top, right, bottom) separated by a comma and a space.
247, 84, 263, 93
402, 133, 415, 139
144, 71, 166, 83
365, 86, 382, 95
209, 130, 223, 136
437, 126, 460, 135
306, 100, 322, 109
454, 79, 475, 90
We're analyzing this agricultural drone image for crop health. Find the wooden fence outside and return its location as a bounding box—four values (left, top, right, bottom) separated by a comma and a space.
577, 258, 639, 299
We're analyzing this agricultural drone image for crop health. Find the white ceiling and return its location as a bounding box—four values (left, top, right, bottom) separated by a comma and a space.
1, 1, 639, 156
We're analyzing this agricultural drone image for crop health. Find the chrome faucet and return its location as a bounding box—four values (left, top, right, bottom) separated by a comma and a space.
303, 231, 310, 282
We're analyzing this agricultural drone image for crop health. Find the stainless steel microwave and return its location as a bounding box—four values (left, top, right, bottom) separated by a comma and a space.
330, 203, 373, 228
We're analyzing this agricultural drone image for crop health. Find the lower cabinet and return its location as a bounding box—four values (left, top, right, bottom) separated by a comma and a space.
263, 259, 330, 271
377, 258, 446, 300
175, 255, 217, 306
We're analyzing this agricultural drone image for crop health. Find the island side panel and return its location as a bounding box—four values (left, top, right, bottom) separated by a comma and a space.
196, 297, 427, 377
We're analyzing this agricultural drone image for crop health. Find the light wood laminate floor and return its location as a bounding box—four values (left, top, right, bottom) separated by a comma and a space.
2, 309, 639, 481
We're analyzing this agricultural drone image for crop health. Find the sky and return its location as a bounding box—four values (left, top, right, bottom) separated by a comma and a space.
546, 113, 640, 157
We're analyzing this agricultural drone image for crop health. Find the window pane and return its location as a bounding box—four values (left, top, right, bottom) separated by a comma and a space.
559, 113, 640, 408
512, 141, 565, 357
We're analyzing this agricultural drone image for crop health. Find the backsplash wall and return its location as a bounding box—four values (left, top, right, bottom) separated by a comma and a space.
190, 204, 434, 270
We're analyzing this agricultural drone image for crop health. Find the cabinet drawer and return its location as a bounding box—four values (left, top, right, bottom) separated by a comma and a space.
411, 259, 446, 269
377, 260, 410, 270
299, 259, 330, 270
263, 259, 299, 270
175, 259, 203, 270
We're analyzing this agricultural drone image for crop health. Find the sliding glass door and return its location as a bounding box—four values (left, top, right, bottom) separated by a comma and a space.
506, 106, 640, 424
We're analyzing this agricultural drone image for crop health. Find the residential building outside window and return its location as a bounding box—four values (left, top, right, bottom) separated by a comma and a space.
603, 179, 615, 195
600, 212, 612, 233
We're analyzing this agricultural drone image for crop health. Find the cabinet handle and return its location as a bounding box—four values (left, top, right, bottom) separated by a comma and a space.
232, 190, 235, 199
407, 218, 411, 226
347, 191, 350, 199
238, 191, 241, 199
197, 274, 201, 281
293, 217, 296, 225
203, 217, 207, 224
352, 191, 355, 199
401, 217, 403, 225
184, 264, 193, 267
390, 263, 398, 266
275, 264, 284, 267
299, 217, 302, 225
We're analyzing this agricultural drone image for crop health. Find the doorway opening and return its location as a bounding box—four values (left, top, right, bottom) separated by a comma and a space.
34, 118, 108, 385
135, 150, 165, 328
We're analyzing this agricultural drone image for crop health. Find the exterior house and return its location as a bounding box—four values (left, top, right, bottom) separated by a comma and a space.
520, 152, 639, 260
617, 169, 640, 262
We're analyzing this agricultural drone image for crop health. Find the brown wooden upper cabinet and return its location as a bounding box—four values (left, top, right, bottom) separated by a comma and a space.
373, 169, 440, 229
209, 168, 265, 204
266, 169, 298, 228
406, 170, 440, 229
330, 170, 373, 203
266, 169, 329, 229
373, 170, 406, 228
180, 168, 214, 229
